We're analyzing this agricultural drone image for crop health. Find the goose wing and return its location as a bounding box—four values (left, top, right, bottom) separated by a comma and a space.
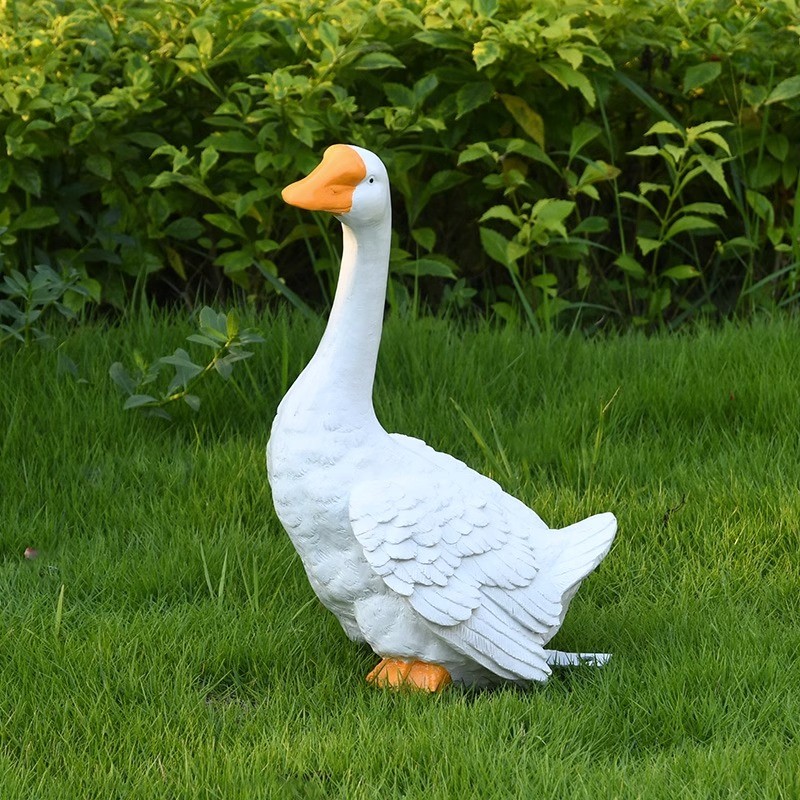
349, 468, 564, 682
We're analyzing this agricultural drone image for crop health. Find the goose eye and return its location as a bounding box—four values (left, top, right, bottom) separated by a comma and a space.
368, 177, 375, 184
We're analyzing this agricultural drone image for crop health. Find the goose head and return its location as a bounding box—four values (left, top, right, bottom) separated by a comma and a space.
282, 144, 390, 230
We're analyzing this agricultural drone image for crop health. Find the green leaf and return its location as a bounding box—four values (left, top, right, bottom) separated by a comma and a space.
695, 131, 731, 154
648, 286, 671, 317
627, 146, 659, 157
575, 184, 600, 201
148, 191, 171, 226
2, 271, 28, 297
569, 121, 601, 161
555, 46, 584, 70
317, 21, 339, 53
662, 265, 701, 280
199, 307, 228, 339
160, 348, 202, 373
576, 160, 621, 187
109, 362, 137, 395
638, 182, 669, 197
473, 0, 499, 17
766, 134, 789, 162
204, 213, 246, 237
479, 227, 513, 267
214, 359, 234, 380
686, 122, 732, 155
541, 61, 596, 106
532, 199, 575, 227
78, 278, 101, 304
683, 62, 722, 93
645, 121, 682, 137
164, 218, 204, 240
614, 254, 646, 279
69, 120, 95, 145
411, 228, 436, 251
696, 154, 730, 198
456, 82, 494, 120
238, 330, 265, 346
573, 216, 609, 234
473, 40, 502, 71
183, 394, 201, 411
479, 205, 521, 225
412, 74, 438, 105
254, 152, 272, 174
383, 82, 414, 107
636, 237, 663, 256
165, 247, 186, 280
223, 347, 255, 364
392, 257, 457, 279
664, 216, 719, 240
10, 206, 58, 231
504, 140, 559, 173
25, 120, 54, 133
687, 120, 733, 136
414, 31, 469, 51
12, 162, 42, 196
198, 131, 258, 153
123, 394, 158, 409
186, 334, 220, 349
85, 154, 112, 180
498, 94, 545, 147
176, 43, 200, 60
427, 170, 470, 196
506, 240, 529, 262
766, 75, 800, 105
530, 275, 557, 295
193, 26, 214, 59
125, 131, 169, 149
458, 142, 495, 165
226, 310, 239, 338
662, 144, 687, 165
255, 238, 279, 254
679, 202, 726, 217
747, 158, 781, 190
491, 301, 518, 324
354, 52, 405, 70
745, 190, 774, 224
149, 173, 215, 200
215, 250, 253, 274
722, 236, 757, 252
199, 147, 219, 179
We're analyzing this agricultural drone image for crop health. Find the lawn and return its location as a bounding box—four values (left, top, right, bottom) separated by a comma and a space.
1, 312, 800, 798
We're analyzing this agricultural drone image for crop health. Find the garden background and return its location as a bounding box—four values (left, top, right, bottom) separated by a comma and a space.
2, 1, 800, 797
2, 0, 799, 329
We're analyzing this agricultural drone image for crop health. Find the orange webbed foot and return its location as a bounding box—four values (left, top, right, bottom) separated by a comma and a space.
366, 658, 452, 692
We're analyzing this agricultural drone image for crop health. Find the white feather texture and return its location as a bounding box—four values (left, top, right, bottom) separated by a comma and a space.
267, 145, 617, 686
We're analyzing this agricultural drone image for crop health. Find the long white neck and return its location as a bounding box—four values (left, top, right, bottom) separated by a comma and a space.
289, 212, 391, 424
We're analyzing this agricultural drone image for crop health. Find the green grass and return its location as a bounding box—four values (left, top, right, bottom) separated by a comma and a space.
2, 311, 800, 798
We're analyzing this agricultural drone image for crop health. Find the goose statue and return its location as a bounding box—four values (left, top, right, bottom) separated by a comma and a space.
267, 144, 617, 690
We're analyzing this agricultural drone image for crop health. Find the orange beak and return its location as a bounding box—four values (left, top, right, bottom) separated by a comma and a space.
281, 145, 367, 214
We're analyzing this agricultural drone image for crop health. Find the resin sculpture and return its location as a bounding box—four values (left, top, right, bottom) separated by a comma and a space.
267, 144, 617, 690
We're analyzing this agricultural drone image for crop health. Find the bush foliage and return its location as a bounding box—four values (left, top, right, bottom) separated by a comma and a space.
1, 0, 799, 328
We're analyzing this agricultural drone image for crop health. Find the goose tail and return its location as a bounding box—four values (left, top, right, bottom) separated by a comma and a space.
540, 511, 616, 643
550, 511, 617, 593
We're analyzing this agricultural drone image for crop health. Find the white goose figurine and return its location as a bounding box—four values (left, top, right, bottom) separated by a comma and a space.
267, 144, 617, 690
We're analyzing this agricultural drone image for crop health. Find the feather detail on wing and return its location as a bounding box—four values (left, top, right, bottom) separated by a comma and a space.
349, 471, 559, 681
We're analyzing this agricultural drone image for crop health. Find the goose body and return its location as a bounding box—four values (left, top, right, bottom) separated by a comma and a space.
267, 144, 617, 688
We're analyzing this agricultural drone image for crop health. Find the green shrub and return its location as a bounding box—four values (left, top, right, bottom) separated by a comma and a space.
109, 306, 264, 418
0, 0, 798, 328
